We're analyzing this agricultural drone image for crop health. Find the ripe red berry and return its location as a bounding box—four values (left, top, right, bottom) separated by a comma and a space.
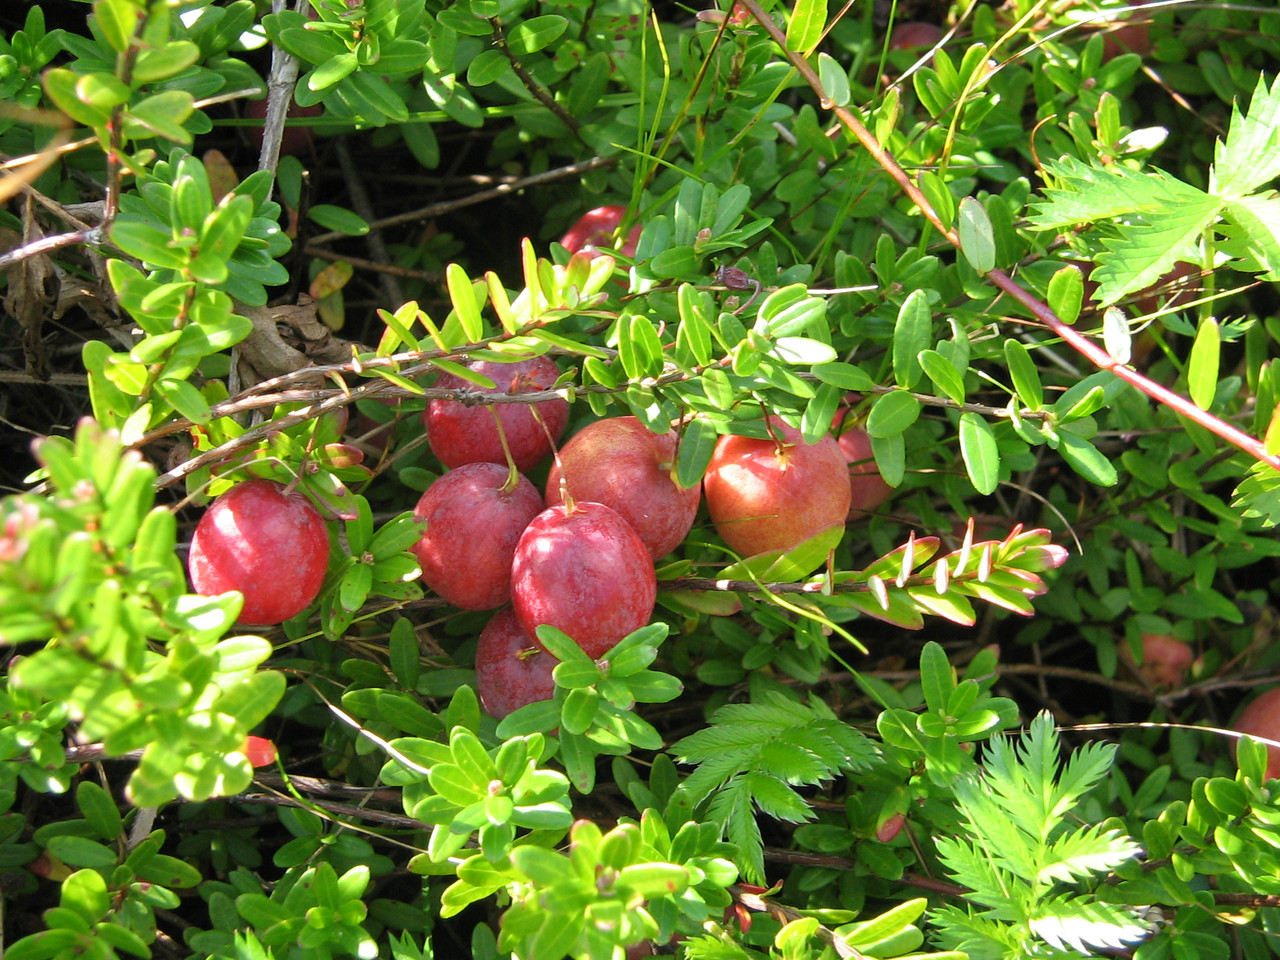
703, 417, 850, 558
423, 356, 569, 472
188, 479, 329, 625
475, 606, 559, 719
560, 205, 642, 260
833, 412, 894, 519
409, 462, 544, 611
510, 502, 656, 659
1232, 688, 1280, 782
888, 21, 944, 51
243, 736, 278, 768
545, 416, 700, 560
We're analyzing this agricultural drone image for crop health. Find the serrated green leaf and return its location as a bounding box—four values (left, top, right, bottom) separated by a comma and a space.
1212, 74, 1280, 198
1221, 196, 1280, 280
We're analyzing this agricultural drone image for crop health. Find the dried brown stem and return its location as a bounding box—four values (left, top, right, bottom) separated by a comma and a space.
306, 157, 614, 244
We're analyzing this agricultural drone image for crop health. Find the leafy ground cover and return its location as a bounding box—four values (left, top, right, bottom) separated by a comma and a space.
3, 0, 1280, 958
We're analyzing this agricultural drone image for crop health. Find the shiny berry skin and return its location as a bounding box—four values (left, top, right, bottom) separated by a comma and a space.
510, 502, 656, 659
409, 462, 544, 611
545, 416, 700, 560
188, 479, 329, 625
560, 205, 642, 260
423, 356, 569, 472
703, 417, 850, 558
475, 606, 560, 718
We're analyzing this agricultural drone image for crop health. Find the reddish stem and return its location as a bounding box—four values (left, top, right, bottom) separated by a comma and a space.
734, 0, 1280, 473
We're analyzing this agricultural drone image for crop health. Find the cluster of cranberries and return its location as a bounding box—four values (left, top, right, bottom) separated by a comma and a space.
187, 205, 897, 719
187, 350, 897, 718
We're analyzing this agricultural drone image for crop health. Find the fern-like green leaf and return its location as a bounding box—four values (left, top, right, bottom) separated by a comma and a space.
671, 692, 879, 884
1027, 157, 1210, 227
1029, 896, 1151, 954
929, 905, 1020, 960
933, 833, 1023, 918
948, 774, 1041, 886
744, 771, 812, 822
1038, 824, 1143, 884
1050, 739, 1123, 820
1233, 459, 1280, 527
928, 712, 1147, 958
1212, 73, 1280, 198
1220, 196, 1280, 281
708, 775, 766, 885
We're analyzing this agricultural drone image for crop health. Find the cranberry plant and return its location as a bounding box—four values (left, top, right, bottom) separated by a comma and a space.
3, 0, 1280, 959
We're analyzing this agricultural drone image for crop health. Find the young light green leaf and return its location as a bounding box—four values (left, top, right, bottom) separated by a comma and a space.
919, 641, 954, 714
93, 0, 135, 53
153, 378, 211, 423
535, 625, 592, 663
507, 15, 568, 55
1187, 316, 1221, 410
918, 171, 956, 230
812, 361, 875, 391
1047, 265, 1084, 326
446, 263, 485, 344
918, 349, 966, 404
718, 522, 844, 581
676, 417, 717, 490
867, 389, 921, 437
817, 53, 850, 106
1057, 432, 1118, 486
308, 51, 358, 90
309, 204, 370, 236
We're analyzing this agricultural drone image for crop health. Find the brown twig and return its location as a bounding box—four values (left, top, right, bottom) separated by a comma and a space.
306, 157, 614, 244
488, 18, 583, 140
303, 245, 443, 282
333, 138, 404, 304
